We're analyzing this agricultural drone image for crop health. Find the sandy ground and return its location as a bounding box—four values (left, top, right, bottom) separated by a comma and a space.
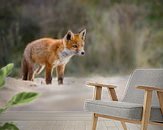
0, 76, 129, 111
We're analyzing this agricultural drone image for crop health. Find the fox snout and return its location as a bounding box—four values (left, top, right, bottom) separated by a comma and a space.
77, 50, 85, 56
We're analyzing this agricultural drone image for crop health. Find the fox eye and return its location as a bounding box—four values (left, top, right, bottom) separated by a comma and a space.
72, 44, 78, 48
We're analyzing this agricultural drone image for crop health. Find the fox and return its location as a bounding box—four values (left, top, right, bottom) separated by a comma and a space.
22, 29, 86, 85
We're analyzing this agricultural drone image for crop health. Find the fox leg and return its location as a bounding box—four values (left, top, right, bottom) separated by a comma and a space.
35, 65, 45, 75
32, 65, 45, 80
45, 64, 53, 84
28, 64, 34, 81
56, 64, 65, 85
22, 57, 28, 80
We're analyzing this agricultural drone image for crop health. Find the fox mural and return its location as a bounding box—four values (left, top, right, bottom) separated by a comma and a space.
22, 29, 86, 85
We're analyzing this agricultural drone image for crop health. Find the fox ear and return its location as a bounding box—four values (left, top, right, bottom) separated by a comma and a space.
65, 30, 74, 41
79, 29, 86, 40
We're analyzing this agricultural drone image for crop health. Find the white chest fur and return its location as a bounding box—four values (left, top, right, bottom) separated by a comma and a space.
53, 49, 74, 66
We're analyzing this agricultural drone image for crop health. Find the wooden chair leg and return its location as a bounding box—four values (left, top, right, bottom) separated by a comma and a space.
141, 90, 152, 130
157, 91, 163, 114
108, 87, 127, 130
91, 86, 101, 130
121, 121, 127, 130
92, 113, 98, 130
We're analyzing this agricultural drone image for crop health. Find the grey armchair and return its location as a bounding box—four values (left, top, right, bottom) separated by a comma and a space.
85, 69, 163, 130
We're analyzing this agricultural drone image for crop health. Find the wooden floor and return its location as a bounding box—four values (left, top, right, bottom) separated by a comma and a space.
2, 120, 139, 130
0, 111, 140, 130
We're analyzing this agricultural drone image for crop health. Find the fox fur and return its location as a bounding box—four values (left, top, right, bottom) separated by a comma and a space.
22, 29, 86, 85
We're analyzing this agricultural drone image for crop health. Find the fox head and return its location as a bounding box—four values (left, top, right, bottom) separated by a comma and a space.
63, 29, 86, 56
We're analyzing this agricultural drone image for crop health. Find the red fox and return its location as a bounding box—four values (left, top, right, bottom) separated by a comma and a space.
22, 29, 86, 85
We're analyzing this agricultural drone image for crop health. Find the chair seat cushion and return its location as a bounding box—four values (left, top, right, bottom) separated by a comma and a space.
85, 100, 163, 123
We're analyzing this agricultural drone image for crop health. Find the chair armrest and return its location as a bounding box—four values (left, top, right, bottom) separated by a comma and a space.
137, 86, 163, 123
137, 86, 163, 92
87, 82, 117, 89
87, 82, 118, 101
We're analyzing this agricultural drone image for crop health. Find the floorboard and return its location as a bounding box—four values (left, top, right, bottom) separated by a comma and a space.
0, 111, 140, 130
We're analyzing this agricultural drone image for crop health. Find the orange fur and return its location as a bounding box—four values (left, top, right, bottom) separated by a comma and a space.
22, 29, 86, 85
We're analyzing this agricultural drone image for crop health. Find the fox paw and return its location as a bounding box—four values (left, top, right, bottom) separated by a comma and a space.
58, 78, 63, 85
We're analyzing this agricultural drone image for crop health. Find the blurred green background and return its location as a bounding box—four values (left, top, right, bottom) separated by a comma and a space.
0, 0, 163, 77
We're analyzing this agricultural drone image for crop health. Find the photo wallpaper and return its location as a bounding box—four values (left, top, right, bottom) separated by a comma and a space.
0, 0, 163, 112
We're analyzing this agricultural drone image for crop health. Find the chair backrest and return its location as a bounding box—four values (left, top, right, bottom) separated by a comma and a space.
122, 69, 163, 106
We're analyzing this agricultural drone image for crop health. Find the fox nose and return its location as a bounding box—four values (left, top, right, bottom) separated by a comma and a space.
81, 51, 85, 56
